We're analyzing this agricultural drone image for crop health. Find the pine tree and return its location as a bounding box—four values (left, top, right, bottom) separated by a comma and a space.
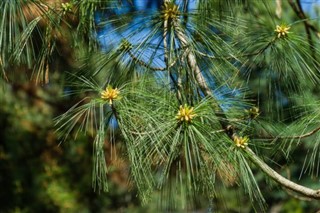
1, 0, 320, 212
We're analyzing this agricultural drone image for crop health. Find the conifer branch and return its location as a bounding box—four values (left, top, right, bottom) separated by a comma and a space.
288, 0, 320, 35
284, 126, 320, 139
110, 104, 119, 121
259, 126, 320, 140
126, 50, 179, 71
195, 39, 274, 60
174, 19, 320, 200
126, 51, 166, 71
174, 22, 232, 135
246, 148, 320, 200
288, 0, 319, 60
163, 15, 182, 102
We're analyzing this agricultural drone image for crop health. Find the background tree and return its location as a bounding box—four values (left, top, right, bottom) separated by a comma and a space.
1, 0, 320, 212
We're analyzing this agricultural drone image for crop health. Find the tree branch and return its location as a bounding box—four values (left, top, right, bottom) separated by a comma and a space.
163, 14, 182, 103
195, 39, 275, 61
287, 126, 320, 139
174, 18, 320, 200
174, 23, 231, 134
127, 50, 179, 71
288, 0, 319, 34
259, 126, 320, 140
288, 0, 319, 60
245, 148, 320, 199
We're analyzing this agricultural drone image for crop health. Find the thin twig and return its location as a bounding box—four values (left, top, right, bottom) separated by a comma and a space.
127, 50, 178, 71
195, 38, 275, 62
288, 0, 319, 34
163, 12, 182, 103
259, 126, 320, 140
281, 126, 320, 139
288, 0, 318, 60
110, 104, 119, 121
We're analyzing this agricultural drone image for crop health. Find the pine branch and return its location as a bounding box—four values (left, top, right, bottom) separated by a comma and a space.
110, 104, 119, 121
291, 126, 320, 139
163, 15, 182, 102
258, 126, 320, 140
246, 148, 320, 200
174, 21, 233, 136
288, 0, 320, 35
195, 39, 275, 60
127, 49, 179, 71
174, 18, 320, 200
288, 0, 319, 60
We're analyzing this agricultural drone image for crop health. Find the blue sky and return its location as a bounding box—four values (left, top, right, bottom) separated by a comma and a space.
301, 0, 320, 18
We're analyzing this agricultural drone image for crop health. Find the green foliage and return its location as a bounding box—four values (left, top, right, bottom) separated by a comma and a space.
1, 0, 320, 212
